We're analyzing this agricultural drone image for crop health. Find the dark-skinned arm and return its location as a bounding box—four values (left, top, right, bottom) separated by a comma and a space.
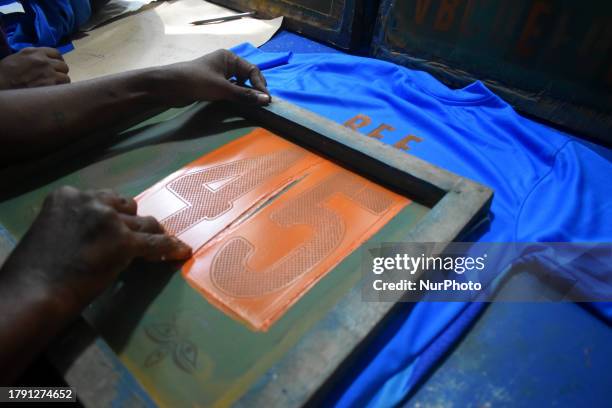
0, 49, 270, 383
0, 49, 270, 164
0, 47, 70, 90
0, 187, 192, 384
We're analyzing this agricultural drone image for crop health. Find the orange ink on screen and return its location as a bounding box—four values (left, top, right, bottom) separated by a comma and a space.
136, 129, 321, 251
137, 129, 409, 331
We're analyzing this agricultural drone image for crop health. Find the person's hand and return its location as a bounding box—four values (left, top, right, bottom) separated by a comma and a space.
0, 47, 70, 90
164, 49, 271, 107
1, 186, 191, 314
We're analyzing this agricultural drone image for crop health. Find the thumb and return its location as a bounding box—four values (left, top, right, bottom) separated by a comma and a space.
130, 232, 192, 262
226, 83, 271, 105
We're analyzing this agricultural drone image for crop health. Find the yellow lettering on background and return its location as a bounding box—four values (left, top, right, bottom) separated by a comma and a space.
517, 1, 551, 57
415, 0, 433, 25
434, 0, 461, 32
460, 0, 477, 36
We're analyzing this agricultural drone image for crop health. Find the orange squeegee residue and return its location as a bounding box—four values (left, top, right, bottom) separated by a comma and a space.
137, 128, 409, 331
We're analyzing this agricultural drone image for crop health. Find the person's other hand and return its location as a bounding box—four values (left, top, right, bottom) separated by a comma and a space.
1, 186, 191, 314
0, 47, 70, 90
165, 49, 271, 107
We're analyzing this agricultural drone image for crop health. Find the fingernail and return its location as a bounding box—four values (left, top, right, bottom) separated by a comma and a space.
256, 92, 271, 104
176, 242, 192, 258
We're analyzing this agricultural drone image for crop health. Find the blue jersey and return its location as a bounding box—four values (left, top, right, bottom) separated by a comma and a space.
1, 0, 90, 52
233, 43, 612, 407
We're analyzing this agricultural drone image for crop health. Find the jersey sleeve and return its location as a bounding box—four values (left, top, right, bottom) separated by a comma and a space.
515, 140, 612, 243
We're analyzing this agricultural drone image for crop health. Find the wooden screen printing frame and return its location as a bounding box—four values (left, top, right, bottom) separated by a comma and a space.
48, 97, 493, 407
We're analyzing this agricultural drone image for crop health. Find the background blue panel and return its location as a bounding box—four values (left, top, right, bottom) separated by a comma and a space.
370, 0, 611, 146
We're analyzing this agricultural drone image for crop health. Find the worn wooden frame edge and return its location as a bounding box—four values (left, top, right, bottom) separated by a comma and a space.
231, 97, 493, 407
47, 97, 493, 407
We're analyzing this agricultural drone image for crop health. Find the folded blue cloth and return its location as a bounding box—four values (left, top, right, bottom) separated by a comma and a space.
233, 42, 612, 407
2, 0, 90, 52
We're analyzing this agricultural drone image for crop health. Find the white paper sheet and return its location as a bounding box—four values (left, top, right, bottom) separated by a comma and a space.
0, 2, 24, 14
65, 0, 282, 82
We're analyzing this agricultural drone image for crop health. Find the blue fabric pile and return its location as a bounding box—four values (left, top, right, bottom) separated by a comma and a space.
234, 42, 612, 407
0, 0, 91, 53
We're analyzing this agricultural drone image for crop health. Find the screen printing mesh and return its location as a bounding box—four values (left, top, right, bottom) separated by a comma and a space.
137, 128, 409, 331
211, 171, 396, 297
162, 149, 305, 235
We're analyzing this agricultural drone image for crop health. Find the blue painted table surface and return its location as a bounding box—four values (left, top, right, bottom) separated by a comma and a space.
261, 30, 612, 407
405, 302, 611, 407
